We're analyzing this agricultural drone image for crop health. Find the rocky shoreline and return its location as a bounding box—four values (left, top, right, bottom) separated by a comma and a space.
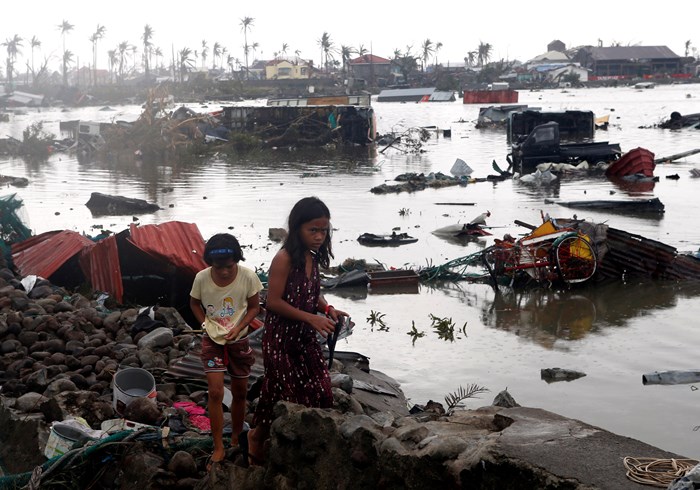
0, 266, 693, 489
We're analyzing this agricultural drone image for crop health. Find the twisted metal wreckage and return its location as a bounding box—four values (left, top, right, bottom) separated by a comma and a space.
419, 216, 700, 289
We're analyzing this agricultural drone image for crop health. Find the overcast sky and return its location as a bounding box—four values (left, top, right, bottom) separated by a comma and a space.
2, 1, 697, 73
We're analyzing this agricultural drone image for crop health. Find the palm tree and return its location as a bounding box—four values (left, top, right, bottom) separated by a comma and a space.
685, 40, 692, 58
281, 43, 289, 58
57, 20, 74, 85
317, 32, 333, 73
294, 49, 301, 58
130, 45, 139, 74
178, 47, 194, 83
221, 47, 228, 70
29, 36, 41, 79
200, 40, 208, 69
89, 25, 106, 86
142, 24, 154, 80
117, 41, 131, 82
62, 50, 74, 84
357, 44, 368, 57
340, 45, 355, 74
477, 41, 492, 67
154, 47, 163, 74
226, 54, 234, 75
240, 16, 254, 79
107, 49, 117, 83
250, 42, 259, 65
421, 39, 434, 72
434, 42, 443, 67
465, 51, 477, 68
2, 35, 23, 87
212, 42, 221, 69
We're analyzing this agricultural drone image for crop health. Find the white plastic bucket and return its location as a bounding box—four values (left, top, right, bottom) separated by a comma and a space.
112, 368, 157, 415
44, 423, 88, 459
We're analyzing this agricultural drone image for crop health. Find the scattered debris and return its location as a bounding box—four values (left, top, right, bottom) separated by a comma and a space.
544, 197, 665, 216
85, 192, 161, 216
541, 368, 587, 383
642, 371, 700, 385
357, 232, 418, 247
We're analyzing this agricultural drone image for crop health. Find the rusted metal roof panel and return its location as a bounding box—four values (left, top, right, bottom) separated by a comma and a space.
127, 221, 207, 277
11, 230, 95, 279
79, 235, 123, 302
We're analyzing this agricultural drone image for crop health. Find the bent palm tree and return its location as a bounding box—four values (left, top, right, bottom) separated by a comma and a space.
317, 32, 333, 73
340, 45, 355, 74
477, 41, 492, 67
179, 47, 194, 83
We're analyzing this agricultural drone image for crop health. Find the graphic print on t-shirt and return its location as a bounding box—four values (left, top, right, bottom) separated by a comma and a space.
207, 297, 237, 331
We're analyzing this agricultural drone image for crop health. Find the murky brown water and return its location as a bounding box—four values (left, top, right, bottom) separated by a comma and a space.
3, 84, 700, 457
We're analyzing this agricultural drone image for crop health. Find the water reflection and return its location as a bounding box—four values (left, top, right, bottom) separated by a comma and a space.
479, 281, 700, 346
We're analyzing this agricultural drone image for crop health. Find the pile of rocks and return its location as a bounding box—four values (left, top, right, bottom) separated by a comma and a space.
0, 267, 206, 477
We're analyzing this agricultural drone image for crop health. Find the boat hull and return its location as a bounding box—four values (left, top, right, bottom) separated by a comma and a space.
605, 147, 655, 178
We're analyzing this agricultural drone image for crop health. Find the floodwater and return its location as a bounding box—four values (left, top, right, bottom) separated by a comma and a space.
2, 84, 700, 458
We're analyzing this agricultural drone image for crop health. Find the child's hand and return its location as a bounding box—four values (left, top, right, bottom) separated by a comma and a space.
328, 308, 349, 323
309, 315, 336, 338
225, 325, 242, 341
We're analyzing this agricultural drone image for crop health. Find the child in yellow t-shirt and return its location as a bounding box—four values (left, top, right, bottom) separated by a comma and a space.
189, 233, 263, 469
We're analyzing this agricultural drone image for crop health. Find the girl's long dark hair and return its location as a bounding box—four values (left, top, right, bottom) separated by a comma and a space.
283, 197, 333, 269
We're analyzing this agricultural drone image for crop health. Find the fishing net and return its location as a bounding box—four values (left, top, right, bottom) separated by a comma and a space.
0, 193, 32, 265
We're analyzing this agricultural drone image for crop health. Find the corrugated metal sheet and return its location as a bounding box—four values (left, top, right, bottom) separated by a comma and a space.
591, 46, 680, 61
79, 235, 123, 302
598, 227, 700, 281
11, 230, 95, 279
127, 221, 207, 277
428, 91, 456, 102
377, 88, 436, 102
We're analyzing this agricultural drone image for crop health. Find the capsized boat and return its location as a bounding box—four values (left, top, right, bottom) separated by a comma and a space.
605, 147, 655, 178
432, 223, 492, 239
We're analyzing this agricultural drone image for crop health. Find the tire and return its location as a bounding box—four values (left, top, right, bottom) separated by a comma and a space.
552, 234, 597, 284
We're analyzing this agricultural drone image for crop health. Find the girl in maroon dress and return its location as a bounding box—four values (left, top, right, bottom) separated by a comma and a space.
243, 197, 347, 465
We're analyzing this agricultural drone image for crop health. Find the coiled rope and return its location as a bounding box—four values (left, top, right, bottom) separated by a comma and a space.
623, 456, 698, 487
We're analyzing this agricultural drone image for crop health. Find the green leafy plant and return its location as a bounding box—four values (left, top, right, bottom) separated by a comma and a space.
428, 314, 468, 342
444, 384, 490, 415
398, 207, 411, 216
407, 321, 426, 345
366, 310, 387, 332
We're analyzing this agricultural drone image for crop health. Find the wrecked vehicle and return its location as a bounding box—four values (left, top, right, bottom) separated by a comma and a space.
220, 104, 375, 147
508, 122, 621, 174
658, 111, 700, 130
507, 109, 596, 141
